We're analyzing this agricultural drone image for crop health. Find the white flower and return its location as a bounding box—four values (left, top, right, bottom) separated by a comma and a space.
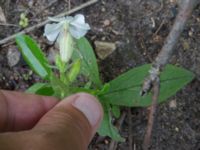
44, 14, 90, 62
44, 14, 90, 41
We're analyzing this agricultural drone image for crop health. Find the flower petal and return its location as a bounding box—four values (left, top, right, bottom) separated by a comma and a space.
65, 16, 74, 23
69, 14, 90, 39
73, 14, 85, 24
44, 23, 62, 42
69, 26, 89, 39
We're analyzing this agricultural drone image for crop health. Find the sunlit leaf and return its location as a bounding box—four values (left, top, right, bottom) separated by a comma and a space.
16, 35, 52, 80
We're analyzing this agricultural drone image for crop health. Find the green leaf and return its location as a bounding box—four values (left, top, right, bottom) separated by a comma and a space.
111, 105, 120, 119
84, 81, 92, 89
55, 55, 66, 73
98, 102, 125, 141
97, 83, 110, 96
102, 64, 194, 107
50, 76, 69, 99
26, 83, 54, 96
16, 35, 52, 80
68, 59, 81, 82
72, 37, 102, 88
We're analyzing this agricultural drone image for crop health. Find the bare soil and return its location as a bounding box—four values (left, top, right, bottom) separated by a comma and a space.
0, 0, 200, 149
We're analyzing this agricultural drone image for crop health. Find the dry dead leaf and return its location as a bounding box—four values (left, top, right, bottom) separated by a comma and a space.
94, 41, 116, 60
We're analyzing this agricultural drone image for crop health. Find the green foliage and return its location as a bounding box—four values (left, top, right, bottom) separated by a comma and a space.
55, 55, 66, 73
16, 35, 52, 80
98, 102, 125, 141
111, 105, 120, 119
15, 34, 195, 142
26, 83, 54, 96
73, 37, 102, 88
101, 64, 194, 107
97, 83, 110, 96
68, 59, 81, 82
50, 75, 69, 99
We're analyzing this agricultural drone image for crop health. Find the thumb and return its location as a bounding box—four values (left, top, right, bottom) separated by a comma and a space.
33, 93, 103, 150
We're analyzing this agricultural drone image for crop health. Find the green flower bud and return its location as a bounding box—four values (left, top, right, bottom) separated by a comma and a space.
59, 25, 74, 63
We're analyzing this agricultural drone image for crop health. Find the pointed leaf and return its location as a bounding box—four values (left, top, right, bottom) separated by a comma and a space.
72, 37, 102, 88
68, 59, 81, 82
102, 64, 194, 107
26, 83, 54, 96
98, 102, 125, 141
111, 105, 120, 119
16, 35, 52, 80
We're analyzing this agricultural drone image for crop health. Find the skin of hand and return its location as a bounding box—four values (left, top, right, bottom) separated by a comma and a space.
0, 90, 103, 150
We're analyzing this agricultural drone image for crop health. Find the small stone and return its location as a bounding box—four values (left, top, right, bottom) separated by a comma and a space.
7, 46, 21, 67
197, 17, 200, 22
175, 127, 179, 132
102, 1, 106, 5
169, 99, 177, 108
101, 36, 106, 41
153, 35, 163, 43
28, 0, 34, 7
188, 31, 193, 37
103, 19, 111, 27
104, 139, 109, 144
94, 41, 116, 60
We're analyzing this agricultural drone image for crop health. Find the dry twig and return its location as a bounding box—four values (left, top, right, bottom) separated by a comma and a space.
143, 78, 160, 150
0, 0, 98, 46
68, 0, 71, 10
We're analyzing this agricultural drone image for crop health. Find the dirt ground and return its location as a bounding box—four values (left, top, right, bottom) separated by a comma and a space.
0, 0, 200, 149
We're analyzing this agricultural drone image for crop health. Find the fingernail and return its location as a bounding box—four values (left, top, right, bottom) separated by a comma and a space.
72, 93, 102, 127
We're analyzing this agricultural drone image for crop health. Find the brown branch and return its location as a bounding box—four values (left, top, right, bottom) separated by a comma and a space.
0, 0, 98, 46
143, 77, 160, 150
141, 0, 199, 95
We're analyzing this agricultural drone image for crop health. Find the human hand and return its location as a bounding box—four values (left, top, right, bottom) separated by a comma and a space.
0, 90, 103, 150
